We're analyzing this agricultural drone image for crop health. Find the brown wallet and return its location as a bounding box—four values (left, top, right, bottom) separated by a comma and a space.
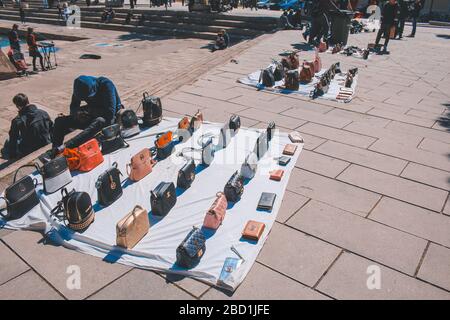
242, 220, 266, 241
270, 169, 284, 181
283, 144, 297, 156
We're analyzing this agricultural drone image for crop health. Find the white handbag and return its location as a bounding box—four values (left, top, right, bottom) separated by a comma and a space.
240, 152, 258, 179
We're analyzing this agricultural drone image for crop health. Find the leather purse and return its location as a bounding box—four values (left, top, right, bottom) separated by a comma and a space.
117, 109, 140, 138
127, 148, 156, 182
155, 131, 174, 160
37, 156, 72, 194
313, 49, 322, 73
318, 41, 328, 53
288, 131, 303, 143
96, 162, 123, 207
178, 116, 190, 130
0, 166, 39, 221
267, 121, 276, 142
203, 192, 227, 230
242, 220, 265, 241
116, 205, 150, 249
283, 144, 297, 156
299, 64, 313, 83
63, 139, 104, 172
176, 226, 206, 269
259, 67, 275, 87
224, 171, 244, 203
257, 192, 277, 211
150, 182, 176, 216
281, 52, 299, 70
229, 115, 241, 132
141, 93, 162, 128
51, 188, 95, 231
97, 124, 128, 155
254, 131, 268, 160
240, 152, 258, 179
190, 109, 203, 132
177, 159, 196, 189
272, 60, 285, 82
270, 169, 284, 181
285, 70, 299, 91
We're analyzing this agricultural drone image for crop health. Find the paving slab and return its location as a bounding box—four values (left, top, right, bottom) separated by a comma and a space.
418, 138, 450, 155
287, 200, 427, 275
295, 149, 350, 178
276, 190, 310, 224
162, 273, 211, 298
257, 223, 341, 287
385, 121, 450, 145
316, 252, 450, 300
201, 263, 328, 300
400, 162, 450, 191
0, 228, 13, 239
0, 242, 29, 286
0, 270, 62, 300
417, 243, 450, 292
2, 231, 131, 300
337, 164, 448, 212
281, 107, 352, 129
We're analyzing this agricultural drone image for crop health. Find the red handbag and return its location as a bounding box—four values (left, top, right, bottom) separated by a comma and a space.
203, 192, 227, 230
63, 139, 104, 172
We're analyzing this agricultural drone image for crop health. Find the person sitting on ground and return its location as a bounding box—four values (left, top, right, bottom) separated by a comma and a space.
213, 29, 230, 51
280, 11, 294, 30
1, 94, 53, 160
48, 76, 123, 159
26, 27, 46, 72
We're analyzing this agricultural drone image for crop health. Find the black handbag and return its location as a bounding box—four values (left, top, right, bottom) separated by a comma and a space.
176, 226, 206, 269
37, 156, 72, 194
229, 115, 241, 132
254, 131, 268, 160
97, 124, 128, 155
267, 121, 276, 142
224, 170, 244, 203
150, 182, 177, 216
259, 68, 275, 87
50, 188, 95, 231
0, 166, 39, 221
177, 160, 196, 189
273, 60, 285, 82
141, 93, 162, 128
95, 162, 123, 207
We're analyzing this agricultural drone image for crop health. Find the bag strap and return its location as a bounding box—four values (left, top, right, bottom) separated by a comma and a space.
13, 164, 39, 183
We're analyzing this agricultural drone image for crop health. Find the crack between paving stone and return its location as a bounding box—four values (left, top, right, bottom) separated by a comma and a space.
312, 249, 344, 290
414, 241, 431, 278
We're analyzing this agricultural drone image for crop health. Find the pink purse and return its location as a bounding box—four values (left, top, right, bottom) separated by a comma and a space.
203, 192, 227, 230
313, 49, 322, 73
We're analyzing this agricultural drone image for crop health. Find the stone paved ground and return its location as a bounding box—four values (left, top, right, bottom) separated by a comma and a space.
1, 19, 450, 299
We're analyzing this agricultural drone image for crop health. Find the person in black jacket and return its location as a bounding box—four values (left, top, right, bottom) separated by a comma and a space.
396, 0, 408, 39
1, 94, 53, 160
374, 0, 399, 54
408, 0, 424, 37
308, 0, 336, 46
50, 76, 122, 155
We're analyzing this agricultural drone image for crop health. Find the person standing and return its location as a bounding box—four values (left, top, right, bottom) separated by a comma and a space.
19, 4, 26, 24
374, 0, 399, 54
308, 0, 335, 46
8, 24, 22, 53
396, 0, 408, 39
26, 27, 46, 72
408, 0, 424, 37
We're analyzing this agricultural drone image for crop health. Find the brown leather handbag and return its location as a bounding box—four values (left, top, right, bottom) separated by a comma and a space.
281, 52, 299, 70
313, 49, 322, 73
116, 205, 150, 249
203, 192, 227, 230
299, 64, 313, 83
190, 109, 203, 131
127, 148, 156, 182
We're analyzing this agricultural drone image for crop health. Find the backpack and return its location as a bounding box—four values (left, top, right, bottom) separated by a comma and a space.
259, 68, 275, 87
141, 93, 162, 128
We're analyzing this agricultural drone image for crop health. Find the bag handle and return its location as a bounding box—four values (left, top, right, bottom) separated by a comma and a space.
13, 164, 40, 183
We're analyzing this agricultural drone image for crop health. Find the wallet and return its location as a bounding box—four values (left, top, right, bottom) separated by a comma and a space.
289, 131, 303, 143
283, 144, 297, 156
257, 192, 276, 211
270, 169, 284, 181
242, 220, 266, 241
278, 156, 291, 166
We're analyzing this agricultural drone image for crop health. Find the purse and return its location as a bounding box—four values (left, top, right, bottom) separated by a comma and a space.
281, 52, 300, 70
240, 152, 258, 179
116, 205, 150, 249
203, 192, 227, 230
299, 64, 313, 83
177, 159, 196, 189
259, 68, 275, 87
96, 162, 123, 207
63, 139, 104, 172
0, 166, 39, 221
285, 70, 299, 91
190, 109, 203, 132
224, 171, 244, 203
37, 156, 72, 194
313, 49, 322, 73
229, 115, 241, 132
127, 148, 156, 182
242, 220, 265, 241
150, 182, 177, 216
154, 131, 174, 160
178, 116, 190, 130
141, 93, 162, 128
50, 188, 95, 231
176, 226, 206, 269
267, 121, 276, 142
272, 60, 285, 82
254, 131, 268, 160
270, 169, 284, 181
118, 109, 140, 138
97, 124, 129, 155
201, 137, 215, 166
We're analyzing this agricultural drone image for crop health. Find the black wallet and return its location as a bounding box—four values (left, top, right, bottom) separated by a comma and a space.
278, 156, 291, 166
257, 192, 277, 211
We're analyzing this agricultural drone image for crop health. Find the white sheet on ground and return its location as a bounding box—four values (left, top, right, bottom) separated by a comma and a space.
0, 118, 303, 291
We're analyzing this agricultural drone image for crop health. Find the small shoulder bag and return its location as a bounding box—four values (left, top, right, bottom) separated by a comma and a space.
176, 226, 206, 269
96, 162, 123, 207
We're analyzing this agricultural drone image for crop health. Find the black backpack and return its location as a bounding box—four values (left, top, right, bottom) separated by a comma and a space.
141, 93, 162, 128
95, 162, 123, 207
259, 68, 275, 88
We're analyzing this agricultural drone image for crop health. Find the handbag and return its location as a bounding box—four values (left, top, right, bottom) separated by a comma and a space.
203, 192, 227, 230
141, 93, 162, 128
228, 115, 241, 132
97, 124, 129, 154
178, 136, 215, 167
267, 121, 276, 142
273, 60, 285, 82
318, 41, 328, 53
285, 70, 299, 91
254, 131, 268, 160
150, 182, 176, 216
177, 159, 196, 189
313, 49, 322, 73
176, 226, 206, 269
127, 148, 156, 182
116, 205, 150, 249
154, 131, 174, 160
0, 166, 39, 221
63, 139, 104, 172
281, 52, 300, 70
117, 109, 140, 138
96, 162, 123, 207
259, 68, 275, 87
190, 109, 203, 132
299, 64, 313, 83
37, 156, 72, 194
224, 171, 244, 203
240, 152, 258, 179
50, 188, 95, 231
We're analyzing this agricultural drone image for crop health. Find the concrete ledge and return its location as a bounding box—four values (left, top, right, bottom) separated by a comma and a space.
429, 20, 450, 27
0, 26, 89, 42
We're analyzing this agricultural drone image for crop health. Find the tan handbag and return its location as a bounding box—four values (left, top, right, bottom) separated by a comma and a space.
116, 205, 150, 249
127, 148, 156, 182
313, 49, 322, 73
299, 64, 313, 83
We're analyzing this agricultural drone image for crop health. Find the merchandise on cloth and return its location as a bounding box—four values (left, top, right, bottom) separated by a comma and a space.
0, 118, 303, 292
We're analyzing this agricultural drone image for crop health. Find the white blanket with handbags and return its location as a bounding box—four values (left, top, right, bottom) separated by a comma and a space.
0, 117, 303, 291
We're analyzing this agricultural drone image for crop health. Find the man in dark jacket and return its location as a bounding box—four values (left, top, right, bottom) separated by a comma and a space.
51, 75, 122, 152
8, 24, 21, 53
408, 0, 424, 37
308, 0, 337, 46
396, 0, 408, 39
375, 0, 399, 54
1, 94, 53, 160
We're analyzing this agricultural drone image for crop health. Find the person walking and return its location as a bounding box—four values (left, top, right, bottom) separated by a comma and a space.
374, 0, 399, 54
408, 0, 424, 37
